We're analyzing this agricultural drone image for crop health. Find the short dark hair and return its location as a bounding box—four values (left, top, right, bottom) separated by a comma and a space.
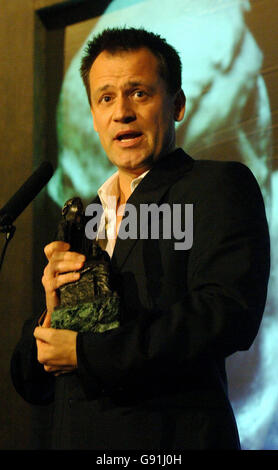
80, 27, 182, 105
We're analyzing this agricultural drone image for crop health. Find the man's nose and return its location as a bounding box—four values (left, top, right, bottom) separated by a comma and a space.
113, 96, 136, 123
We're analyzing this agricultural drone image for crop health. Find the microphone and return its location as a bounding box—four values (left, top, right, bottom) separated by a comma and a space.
0, 161, 54, 227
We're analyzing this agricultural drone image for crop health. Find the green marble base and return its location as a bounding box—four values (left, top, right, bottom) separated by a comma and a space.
51, 293, 120, 333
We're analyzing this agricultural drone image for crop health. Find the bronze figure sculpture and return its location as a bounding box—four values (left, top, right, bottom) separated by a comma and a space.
50, 197, 120, 333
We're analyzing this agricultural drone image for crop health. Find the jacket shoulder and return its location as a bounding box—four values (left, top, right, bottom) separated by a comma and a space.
192, 159, 255, 179
190, 159, 261, 194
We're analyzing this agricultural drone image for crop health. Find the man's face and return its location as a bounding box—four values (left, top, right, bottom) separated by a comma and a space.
89, 47, 185, 174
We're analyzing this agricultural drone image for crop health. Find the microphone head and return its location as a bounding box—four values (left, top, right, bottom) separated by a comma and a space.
0, 161, 54, 226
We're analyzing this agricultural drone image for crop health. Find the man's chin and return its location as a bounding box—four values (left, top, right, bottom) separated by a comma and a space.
111, 150, 155, 172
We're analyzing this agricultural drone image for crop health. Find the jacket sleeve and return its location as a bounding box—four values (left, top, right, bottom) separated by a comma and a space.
75, 161, 270, 397
10, 314, 55, 405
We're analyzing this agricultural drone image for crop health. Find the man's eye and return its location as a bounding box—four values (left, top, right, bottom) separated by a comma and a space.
100, 95, 112, 103
134, 90, 145, 98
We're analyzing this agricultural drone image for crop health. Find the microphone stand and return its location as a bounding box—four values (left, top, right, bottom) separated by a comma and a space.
0, 221, 16, 272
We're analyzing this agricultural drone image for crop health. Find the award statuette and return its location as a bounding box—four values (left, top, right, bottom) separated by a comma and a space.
50, 197, 120, 333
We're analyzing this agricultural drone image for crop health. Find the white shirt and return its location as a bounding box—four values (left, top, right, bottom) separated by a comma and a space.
97, 170, 149, 257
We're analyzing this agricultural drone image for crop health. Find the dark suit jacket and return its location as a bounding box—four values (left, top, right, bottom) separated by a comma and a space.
11, 149, 270, 450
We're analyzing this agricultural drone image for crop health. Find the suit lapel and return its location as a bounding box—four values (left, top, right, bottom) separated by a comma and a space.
111, 148, 194, 271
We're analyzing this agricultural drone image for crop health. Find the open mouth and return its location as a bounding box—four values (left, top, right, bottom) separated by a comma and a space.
115, 131, 143, 142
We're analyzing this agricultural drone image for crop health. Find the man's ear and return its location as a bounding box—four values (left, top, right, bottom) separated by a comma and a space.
174, 89, 186, 122
91, 107, 98, 133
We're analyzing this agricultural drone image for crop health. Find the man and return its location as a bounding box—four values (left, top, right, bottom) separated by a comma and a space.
11, 28, 270, 450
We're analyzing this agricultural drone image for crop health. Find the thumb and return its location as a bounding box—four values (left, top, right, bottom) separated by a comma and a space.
42, 312, 52, 328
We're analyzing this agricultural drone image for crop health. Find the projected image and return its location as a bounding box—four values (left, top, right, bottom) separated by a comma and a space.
48, 0, 278, 449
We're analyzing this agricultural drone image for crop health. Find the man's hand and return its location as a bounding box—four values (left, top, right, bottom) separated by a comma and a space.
41, 241, 86, 324
34, 327, 78, 375
37, 241, 85, 374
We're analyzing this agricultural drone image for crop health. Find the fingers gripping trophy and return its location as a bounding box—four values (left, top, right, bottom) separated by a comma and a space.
50, 197, 121, 333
